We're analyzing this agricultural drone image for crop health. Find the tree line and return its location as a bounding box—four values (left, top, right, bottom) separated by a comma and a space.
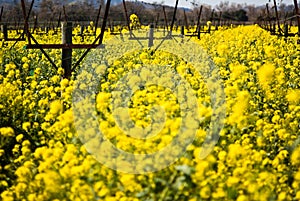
0, 0, 297, 27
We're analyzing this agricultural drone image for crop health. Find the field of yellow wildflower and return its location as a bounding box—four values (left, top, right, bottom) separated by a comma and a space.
1, 24, 300, 201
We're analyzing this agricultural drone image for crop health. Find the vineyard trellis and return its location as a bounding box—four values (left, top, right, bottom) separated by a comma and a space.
19, 0, 108, 79
1, 0, 201, 78
0, 3, 26, 44
10, 0, 219, 79
257, 0, 300, 43
1, 0, 299, 79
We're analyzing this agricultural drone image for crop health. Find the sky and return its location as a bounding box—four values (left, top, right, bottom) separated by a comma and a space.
139, 0, 297, 8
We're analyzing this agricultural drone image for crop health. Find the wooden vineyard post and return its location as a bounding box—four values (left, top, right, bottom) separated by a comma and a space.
80, 25, 84, 35
109, 20, 113, 33
163, 6, 168, 32
196, 5, 203, 39
266, 3, 272, 32
122, 0, 131, 36
94, 4, 102, 36
184, 10, 189, 31
1, 24, 8, 41
56, 12, 61, 32
0, 6, 3, 22
62, 22, 72, 78
294, 0, 300, 38
289, 11, 293, 29
210, 9, 215, 28
80, 25, 84, 41
181, 25, 184, 36
216, 12, 222, 31
33, 15, 38, 33
208, 23, 211, 33
148, 24, 154, 47
170, 0, 179, 34
273, 0, 282, 34
284, 24, 289, 38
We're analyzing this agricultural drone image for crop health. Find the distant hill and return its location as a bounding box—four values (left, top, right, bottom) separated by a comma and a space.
0, 0, 190, 11
0, 0, 192, 23
0, 0, 124, 7
113, 0, 192, 11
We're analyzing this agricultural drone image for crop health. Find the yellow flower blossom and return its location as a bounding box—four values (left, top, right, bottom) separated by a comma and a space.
0, 127, 14, 137
286, 89, 300, 104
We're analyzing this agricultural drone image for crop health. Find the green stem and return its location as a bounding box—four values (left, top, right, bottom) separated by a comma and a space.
158, 170, 178, 201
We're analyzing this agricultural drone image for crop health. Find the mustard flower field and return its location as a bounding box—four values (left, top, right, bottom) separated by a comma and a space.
1, 25, 300, 201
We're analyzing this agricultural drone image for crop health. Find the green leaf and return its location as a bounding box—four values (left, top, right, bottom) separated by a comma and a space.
175, 165, 194, 175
